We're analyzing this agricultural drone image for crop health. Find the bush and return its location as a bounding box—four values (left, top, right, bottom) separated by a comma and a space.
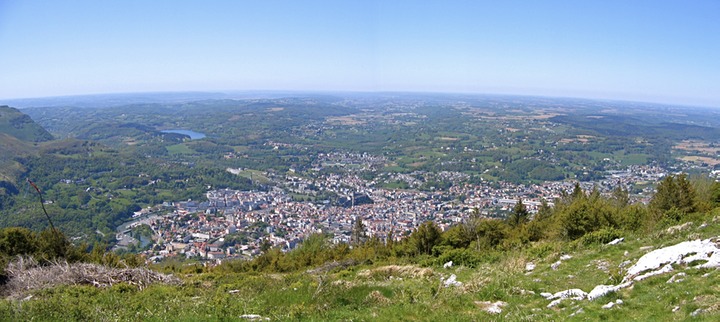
619, 204, 648, 232
578, 228, 622, 246
525, 241, 562, 260
436, 248, 485, 268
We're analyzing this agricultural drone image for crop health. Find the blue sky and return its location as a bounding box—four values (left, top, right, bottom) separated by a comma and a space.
1, 0, 719, 107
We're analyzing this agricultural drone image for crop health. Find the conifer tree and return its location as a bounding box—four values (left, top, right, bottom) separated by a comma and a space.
650, 174, 697, 219
410, 221, 442, 255
570, 182, 585, 201
508, 199, 529, 227
611, 186, 630, 208
351, 217, 366, 245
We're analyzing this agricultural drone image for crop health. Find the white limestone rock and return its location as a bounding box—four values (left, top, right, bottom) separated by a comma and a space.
551, 261, 562, 270
602, 299, 624, 309
240, 314, 269, 321
666, 272, 686, 283
443, 274, 462, 287
624, 238, 720, 283
475, 301, 507, 314
525, 262, 536, 272
587, 282, 632, 301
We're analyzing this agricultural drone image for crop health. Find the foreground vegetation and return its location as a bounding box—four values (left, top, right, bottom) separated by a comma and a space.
1, 213, 719, 320
1, 175, 719, 320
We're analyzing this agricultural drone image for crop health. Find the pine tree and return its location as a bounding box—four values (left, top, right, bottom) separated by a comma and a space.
508, 199, 529, 227
535, 199, 553, 221
385, 229, 394, 249
410, 221, 442, 255
611, 186, 629, 208
570, 182, 585, 201
650, 174, 697, 219
351, 217, 367, 245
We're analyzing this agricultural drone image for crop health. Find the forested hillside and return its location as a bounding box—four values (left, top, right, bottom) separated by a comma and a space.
0, 106, 52, 142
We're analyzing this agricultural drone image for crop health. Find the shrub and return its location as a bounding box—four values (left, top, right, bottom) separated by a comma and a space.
436, 248, 486, 268
579, 228, 622, 246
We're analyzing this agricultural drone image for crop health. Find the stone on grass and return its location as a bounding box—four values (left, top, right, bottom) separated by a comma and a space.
551, 261, 562, 270
588, 283, 630, 301
618, 260, 632, 268
666, 272, 686, 284
624, 238, 720, 282
602, 299, 623, 309
240, 314, 269, 320
569, 308, 584, 317
443, 274, 462, 287
546, 288, 587, 308
475, 300, 507, 314
525, 262, 536, 272
691, 308, 705, 317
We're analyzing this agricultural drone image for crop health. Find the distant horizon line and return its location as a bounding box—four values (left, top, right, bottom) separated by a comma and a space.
1, 89, 717, 110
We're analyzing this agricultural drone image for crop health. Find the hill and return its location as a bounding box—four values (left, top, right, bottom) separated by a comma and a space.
1, 211, 719, 320
0, 106, 52, 142
0, 106, 49, 194
1, 173, 719, 320
0, 133, 35, 183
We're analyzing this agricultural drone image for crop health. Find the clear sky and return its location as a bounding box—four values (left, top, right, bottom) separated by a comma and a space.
1, 0, 719, 107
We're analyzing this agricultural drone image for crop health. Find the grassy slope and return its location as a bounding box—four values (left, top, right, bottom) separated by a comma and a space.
2, 210, 720, 321
0, 133, 36, 184
0, 106, 54, 186
0, 106, 52, 142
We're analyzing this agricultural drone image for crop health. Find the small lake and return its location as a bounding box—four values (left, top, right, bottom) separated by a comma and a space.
161, 129, 206, 139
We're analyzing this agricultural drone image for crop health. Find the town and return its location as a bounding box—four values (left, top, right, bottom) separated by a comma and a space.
118, 156, 670, 264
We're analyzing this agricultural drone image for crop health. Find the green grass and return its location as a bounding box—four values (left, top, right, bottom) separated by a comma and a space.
234, 169, 271, 184
290, 193, 314, 201
166, 143, 194, 154
3, 213, 720, 320
614, 151, 650, 166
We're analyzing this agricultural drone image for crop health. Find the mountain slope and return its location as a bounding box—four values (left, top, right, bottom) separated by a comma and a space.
0, 105, 53, 142
0, 133, 35, 189
1, 212, 719, 320
0, 105, 48, 190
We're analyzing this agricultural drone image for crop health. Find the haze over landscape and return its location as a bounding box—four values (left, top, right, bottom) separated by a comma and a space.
3, 2, 720, 321
1, 0, 719, 107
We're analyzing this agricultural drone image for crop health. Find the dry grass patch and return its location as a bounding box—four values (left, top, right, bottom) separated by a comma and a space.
674, 140, 720, 154
559, 135, 595, 144
357, 265, 434, 280
2, 257, 181, 298
325, 116, 365, 125
461, 276, 491, 293
680, 156, 720, 166
364, 290, 391, 305
694, 294, 720, 313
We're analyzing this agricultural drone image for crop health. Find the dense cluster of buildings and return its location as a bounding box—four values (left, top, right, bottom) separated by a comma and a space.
121, 162, 670, 263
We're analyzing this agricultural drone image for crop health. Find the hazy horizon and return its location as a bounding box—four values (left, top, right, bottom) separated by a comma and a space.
1, 1, 719, 107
